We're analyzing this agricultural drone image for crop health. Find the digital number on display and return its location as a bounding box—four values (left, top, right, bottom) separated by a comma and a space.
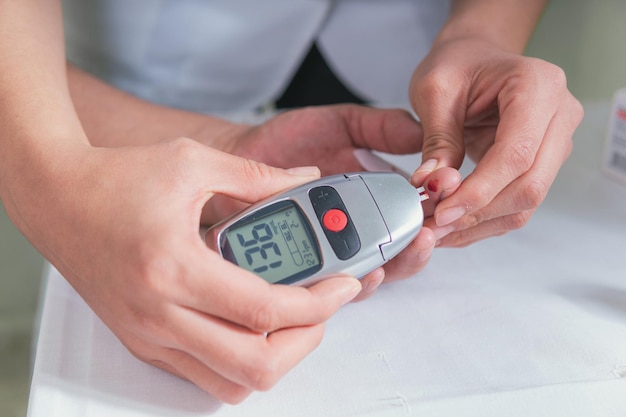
225, 202, 321, 284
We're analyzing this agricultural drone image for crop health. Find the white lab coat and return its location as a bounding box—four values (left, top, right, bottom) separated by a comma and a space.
62, 0, 450, 112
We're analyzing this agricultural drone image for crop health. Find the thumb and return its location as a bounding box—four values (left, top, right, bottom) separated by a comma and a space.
199, 147, 321, 204
409, 74, 467, 187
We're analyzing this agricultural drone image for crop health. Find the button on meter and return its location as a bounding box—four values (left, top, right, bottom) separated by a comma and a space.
323, 209, 348, 232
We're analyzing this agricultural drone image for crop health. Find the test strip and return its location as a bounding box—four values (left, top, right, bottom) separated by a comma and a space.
353, 149, 412, 180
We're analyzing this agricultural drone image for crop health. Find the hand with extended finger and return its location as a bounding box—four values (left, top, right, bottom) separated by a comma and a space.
409, 38, 583, 247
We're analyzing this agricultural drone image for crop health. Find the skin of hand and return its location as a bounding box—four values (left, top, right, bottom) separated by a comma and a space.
68, 67, 453, 297
408, 8, 584, 247
186, 107, 463, 298
5, 138, 364, 404
4, 45, 365, 401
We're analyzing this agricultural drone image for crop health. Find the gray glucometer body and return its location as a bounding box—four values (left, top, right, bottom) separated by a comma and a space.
205, 172, 427, 287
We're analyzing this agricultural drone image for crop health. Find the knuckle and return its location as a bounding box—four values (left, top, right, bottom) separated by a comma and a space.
130, 254, 185, 336
136, 249, 180, 292
520, 177, 550, 209
548, 64, 568, 91
240, 158, 275, 187
503, 211, 532, 231
159, 137, 202, 184
248, 301, 281, 333
166, 137, 202, 171
537, 60, 567, 90
463, 212, 482, 229
524, 58, 567, 91
170, 136, 200, 159
240, 353, 281, 391
506, 139, 536, 174
467, 181, 495, 213
128, 309, 166, 340
414, 68, 456, 100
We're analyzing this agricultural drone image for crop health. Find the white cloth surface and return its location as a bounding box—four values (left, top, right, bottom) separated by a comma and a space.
28, 102, 626, 416
61, 0, 449, 112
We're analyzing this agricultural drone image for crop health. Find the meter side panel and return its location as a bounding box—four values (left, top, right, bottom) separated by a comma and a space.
359, 172, 424, 260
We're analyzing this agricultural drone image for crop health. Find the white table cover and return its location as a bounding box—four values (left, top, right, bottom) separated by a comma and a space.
28, 102, 626, 417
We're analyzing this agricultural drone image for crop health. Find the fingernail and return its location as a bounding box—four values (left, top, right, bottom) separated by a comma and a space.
416, 159, 438, 174
411, 159, 438, 185
337, 279, 363, 304
364, 269, 385, 293
286, 166, 320, 177
436, 206, 465, 226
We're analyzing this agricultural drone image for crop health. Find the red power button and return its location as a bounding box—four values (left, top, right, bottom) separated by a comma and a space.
323, 209, 348, 232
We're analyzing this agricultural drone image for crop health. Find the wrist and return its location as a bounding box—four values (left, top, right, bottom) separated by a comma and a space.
69, 64, 251, 149
0, 126, 90, 225
434, 0, 547, 54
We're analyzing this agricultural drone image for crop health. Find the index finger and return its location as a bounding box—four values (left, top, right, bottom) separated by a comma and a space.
179, 246, 362, 333
434, 65, 570, 226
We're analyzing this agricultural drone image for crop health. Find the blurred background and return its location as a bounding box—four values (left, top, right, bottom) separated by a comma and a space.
1, 1, 625, 416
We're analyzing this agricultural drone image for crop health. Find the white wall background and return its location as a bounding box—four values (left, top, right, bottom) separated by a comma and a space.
526, 0, 626, 101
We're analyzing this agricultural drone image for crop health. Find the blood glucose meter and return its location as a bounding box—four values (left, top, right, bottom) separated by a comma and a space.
205, 172, 428, 287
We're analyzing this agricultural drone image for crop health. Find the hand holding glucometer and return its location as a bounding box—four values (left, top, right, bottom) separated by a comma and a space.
206, 172, 428, 286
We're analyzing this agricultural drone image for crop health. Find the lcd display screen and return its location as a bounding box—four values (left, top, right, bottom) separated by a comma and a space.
224, 202, 321, 283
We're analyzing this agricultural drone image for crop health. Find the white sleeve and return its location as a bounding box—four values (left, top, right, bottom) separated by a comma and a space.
318, 0, 450, 107
63, 0, 332, 112
62, 0, 449, 112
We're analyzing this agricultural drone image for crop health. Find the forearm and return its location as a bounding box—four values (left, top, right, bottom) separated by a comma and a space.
68, 64, 243, 151
0, 0, 87, 208
436, 0, 548, 53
